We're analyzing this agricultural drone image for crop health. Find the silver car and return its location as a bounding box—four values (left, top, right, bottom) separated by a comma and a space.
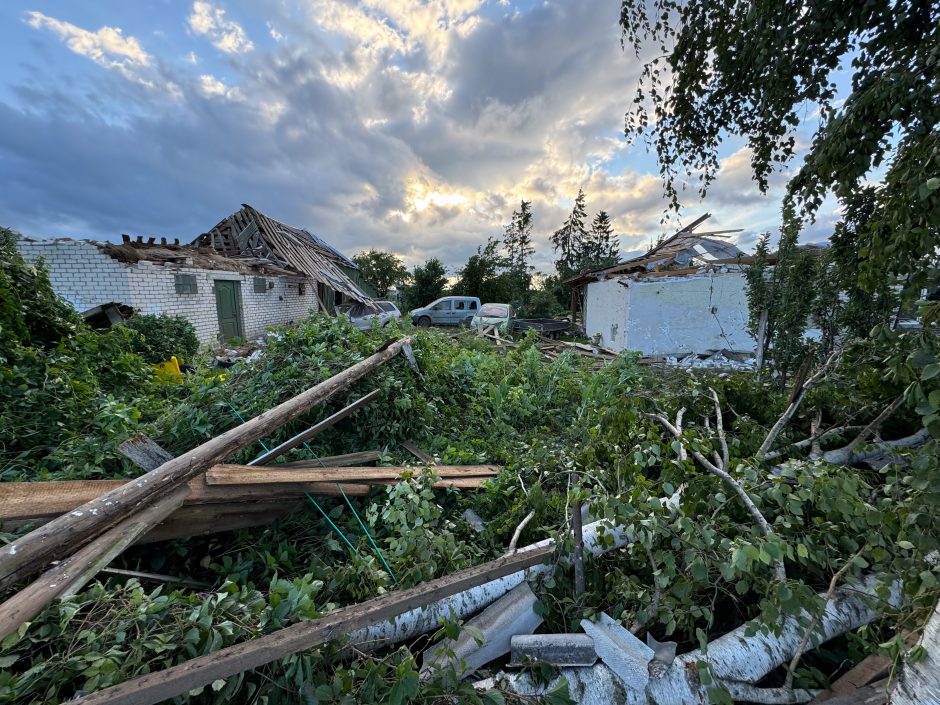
340, 301, 401, 330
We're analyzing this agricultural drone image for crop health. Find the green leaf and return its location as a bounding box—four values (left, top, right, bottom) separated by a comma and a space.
897, 540, 915, 550
922, 364, 940, 381
543, 680, 576, 705
482, 690, 506, 705
388, 672, 419, 705
0, 655, 18, 668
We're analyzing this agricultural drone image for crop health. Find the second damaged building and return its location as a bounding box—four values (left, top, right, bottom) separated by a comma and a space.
567, 215, 755, 357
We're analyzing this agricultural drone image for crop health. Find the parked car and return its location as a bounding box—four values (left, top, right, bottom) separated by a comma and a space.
339, 301, 401, 330
470, 303, 513, 333
410, 296, 481, 327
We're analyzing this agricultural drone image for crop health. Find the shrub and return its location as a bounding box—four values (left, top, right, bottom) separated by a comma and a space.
122, 314, 199, 363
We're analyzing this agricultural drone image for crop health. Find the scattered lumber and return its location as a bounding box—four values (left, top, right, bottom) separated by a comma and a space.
205, 464, 500, 485
248, 389, 382, 465
74, 546, 553, 705
0, 337, 414, 593
0, 464, 490, 531
0, 487, 189, 641
0, 476, 372, 526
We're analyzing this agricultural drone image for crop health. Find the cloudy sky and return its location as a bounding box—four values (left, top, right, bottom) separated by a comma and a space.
0, 1, 838, 272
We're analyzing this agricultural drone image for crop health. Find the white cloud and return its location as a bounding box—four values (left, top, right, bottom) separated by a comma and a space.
188, 1, 253, 54
267, 22, 284, 41
25, 11, 150, 75
198, 73, 241, 100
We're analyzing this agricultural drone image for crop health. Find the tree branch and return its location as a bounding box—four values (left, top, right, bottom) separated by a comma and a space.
844, 395, 906, 454
756, 350, 840, 459
652, 415, 786, 582
506, 510, 536, 554
784, 545, 866, 689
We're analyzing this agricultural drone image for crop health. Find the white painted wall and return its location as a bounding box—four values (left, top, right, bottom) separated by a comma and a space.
584, 272, 755, 356
17, 237, 319, 346
584, 277, 629, 350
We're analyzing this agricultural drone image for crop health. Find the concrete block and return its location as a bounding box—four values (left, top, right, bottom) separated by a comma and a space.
421, 581, 543, 680
579, 612, 653, 692
509, 634, 597, 667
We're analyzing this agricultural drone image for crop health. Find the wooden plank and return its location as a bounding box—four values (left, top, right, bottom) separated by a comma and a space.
0, 487, 189, 641
248, 390, 382, 466
277, 449, 383, 468
401, 442, 435, 465
118, 435, 174, 472
812, 678, 889, 705
0, 478, 372, 523
0, 337, 414, 592
74, 547, 554, 705
205, 464, 500, 485
138, 500, 305, 543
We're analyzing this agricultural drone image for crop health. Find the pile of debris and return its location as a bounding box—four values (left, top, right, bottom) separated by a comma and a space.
466, 327, 618, 369
639, 349, 755, 371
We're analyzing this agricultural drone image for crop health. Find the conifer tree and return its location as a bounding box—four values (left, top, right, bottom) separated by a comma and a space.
503, 200, 535, 297
584, 210, 620, 268
551, 189, 588, 277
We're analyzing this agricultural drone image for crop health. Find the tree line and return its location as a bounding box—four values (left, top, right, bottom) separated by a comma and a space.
352, 190, 620, 314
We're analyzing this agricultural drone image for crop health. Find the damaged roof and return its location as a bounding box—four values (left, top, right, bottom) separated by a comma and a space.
191, 204, 372, 305
565, 213, 749, 286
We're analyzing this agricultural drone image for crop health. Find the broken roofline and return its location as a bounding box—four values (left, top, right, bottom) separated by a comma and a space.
563, 213, 747, 286
193, 204, 374, 306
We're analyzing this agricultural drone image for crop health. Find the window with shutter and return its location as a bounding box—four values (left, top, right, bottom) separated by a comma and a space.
174, 274, 198, 294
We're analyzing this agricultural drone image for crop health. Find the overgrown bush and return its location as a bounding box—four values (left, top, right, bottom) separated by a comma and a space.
0, 231, 173, 483
121, 313, 199, 363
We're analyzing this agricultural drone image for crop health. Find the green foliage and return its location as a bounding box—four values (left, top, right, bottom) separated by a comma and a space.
619, 0, 938, 330
402, 258, 447, 310
0, 227, 82, 354
0, 231, 166, 483
450, 237, 514, 303
352, 249, 410, 298
1, 306, 937, 702
122, 313, 199, 363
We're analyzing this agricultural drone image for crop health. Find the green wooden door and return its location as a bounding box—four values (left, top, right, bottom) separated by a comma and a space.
214, 280, 242, 341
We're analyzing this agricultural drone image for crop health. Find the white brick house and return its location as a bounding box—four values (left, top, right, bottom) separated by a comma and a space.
17, 205, 373, 346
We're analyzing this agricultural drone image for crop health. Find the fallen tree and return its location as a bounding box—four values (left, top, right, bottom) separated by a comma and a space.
491, 575, 903, 705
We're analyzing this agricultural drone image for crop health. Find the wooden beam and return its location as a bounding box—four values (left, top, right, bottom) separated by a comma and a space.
248, 390, 382, 466
0, 487, 189, 641
0, 477, 372, 524
205, 465, 499, 485
74, 547, 553, 705
0, 337, 413, 593
276, 449, 383, 468
401, 442, 435, 464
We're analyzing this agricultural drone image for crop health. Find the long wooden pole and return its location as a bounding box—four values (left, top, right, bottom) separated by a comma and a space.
0, 487, 189, 641
75, 546, 552, 705
0, 337, 413, 593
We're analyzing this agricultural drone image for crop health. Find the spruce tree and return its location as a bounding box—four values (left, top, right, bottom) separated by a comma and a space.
586, 210, 619, 268
551, 189, 588, 277
503, 200, 535, 298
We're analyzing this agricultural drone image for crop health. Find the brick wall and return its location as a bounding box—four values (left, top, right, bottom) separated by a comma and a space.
17, 237, 319, 347
17, 239, 132, 312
